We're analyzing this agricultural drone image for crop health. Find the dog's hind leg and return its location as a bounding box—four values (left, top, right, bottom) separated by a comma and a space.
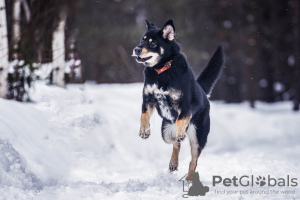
186, 124, 201, 180
169, 142, 180, 172
186, 108, 210, 180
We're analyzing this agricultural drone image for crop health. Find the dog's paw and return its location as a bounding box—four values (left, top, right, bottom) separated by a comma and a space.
169, 158, 178, 172
175, 132, 186, 142
186, 175, 193, 181
139, 126, 150, 139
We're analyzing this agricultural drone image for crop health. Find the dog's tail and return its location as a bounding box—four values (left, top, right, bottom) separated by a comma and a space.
196, 45, 224, 95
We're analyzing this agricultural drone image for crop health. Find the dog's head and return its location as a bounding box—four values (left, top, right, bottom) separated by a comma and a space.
132, 19, 177, 67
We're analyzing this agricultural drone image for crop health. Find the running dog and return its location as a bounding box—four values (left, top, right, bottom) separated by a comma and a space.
132, 19, 224, 180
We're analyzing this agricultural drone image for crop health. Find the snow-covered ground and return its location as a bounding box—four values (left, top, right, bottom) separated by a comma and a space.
0, 82, 299, 200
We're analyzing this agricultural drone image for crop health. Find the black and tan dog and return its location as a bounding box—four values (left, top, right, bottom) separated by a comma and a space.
132, 19, 224, 180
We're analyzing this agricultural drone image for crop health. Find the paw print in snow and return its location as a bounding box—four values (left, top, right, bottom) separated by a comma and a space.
256, 176, 266, 186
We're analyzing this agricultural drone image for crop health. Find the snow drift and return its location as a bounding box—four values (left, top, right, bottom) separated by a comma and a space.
0, 82, 299, 199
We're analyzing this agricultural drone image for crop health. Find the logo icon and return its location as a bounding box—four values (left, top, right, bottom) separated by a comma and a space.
256, 176, 266, 186
179, 172, 209, 198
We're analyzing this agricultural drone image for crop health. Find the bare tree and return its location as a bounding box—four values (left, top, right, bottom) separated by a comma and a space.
0, 0, 8, 98
52, 6, 67, 87
21, 0, 30, 22
293, 0, 300, 111
11, 0, 30, 60
12, 0, 21, 59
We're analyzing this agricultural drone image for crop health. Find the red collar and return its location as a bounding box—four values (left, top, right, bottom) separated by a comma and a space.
155, 60, 173, 74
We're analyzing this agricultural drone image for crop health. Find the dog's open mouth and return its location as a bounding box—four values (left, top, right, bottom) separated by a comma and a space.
135, 56, 152, 62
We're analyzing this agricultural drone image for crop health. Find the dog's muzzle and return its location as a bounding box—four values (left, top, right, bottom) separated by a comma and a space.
134, 47, 142, 56
132, 46, 152, 63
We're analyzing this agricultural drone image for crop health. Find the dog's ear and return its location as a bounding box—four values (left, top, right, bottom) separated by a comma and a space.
161, 19, 175, 41
145, 19, 155, 29
145, 19, 151, 28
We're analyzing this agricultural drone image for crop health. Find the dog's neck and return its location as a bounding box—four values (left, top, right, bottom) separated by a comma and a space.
152, 54, 174, 69
154, 60, 173, 74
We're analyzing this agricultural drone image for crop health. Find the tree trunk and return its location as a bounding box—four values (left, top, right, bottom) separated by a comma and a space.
12, 0, 21, 59
293, 0, 300, 111
0, 0, 8, 98
52, 7, 67, 87
21, 0, 31, 22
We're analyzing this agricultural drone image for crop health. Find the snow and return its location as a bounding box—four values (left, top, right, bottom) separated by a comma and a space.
0, 82, 299, 199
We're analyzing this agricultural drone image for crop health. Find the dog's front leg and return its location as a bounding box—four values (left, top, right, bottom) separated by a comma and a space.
175, 113, 192, 142
139, 103, 155, 139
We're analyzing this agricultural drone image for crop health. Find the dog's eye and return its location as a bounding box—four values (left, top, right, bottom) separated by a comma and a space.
150, 41, 157, 48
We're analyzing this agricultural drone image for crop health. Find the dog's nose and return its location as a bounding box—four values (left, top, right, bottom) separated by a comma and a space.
134, 47, 142, 55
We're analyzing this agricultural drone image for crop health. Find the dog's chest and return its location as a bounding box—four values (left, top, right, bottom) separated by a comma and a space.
144, 84, 181, 121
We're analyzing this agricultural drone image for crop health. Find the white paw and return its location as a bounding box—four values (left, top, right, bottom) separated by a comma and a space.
139, 126, 150, 139
169, 160, 178, 172
175, 132, 186, 142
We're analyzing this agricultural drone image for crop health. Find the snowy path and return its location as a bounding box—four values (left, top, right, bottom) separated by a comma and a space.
0, 82, 299, 199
